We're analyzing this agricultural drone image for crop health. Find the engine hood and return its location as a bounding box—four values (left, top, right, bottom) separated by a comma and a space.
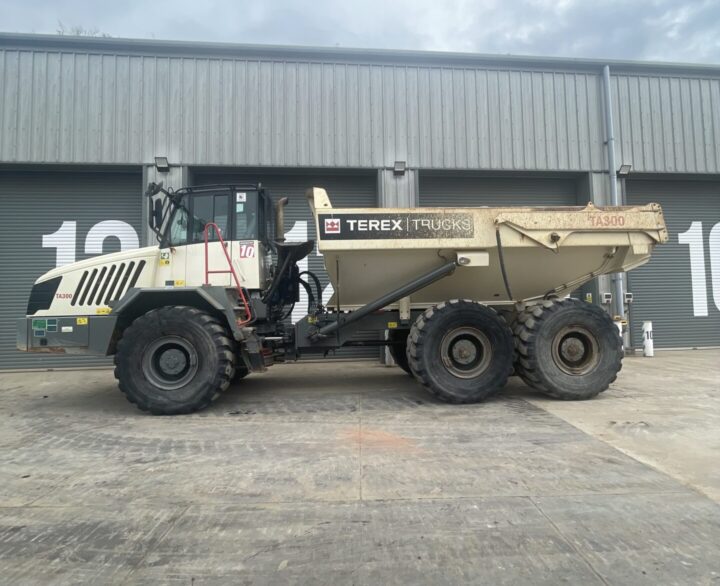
37, 245, 160, 283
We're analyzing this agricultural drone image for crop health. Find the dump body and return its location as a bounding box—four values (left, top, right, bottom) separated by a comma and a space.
307, 188, 668, 308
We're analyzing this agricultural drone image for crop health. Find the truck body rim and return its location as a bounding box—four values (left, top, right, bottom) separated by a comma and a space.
142, 336, 199, 390
440, 326, 492, 379
551, 325, 600, 376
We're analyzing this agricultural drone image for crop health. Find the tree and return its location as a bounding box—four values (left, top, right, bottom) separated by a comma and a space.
56, 21, 111, 38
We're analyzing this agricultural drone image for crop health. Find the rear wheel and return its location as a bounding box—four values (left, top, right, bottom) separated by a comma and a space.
114, 306, 236, 415
407, 300, 513, 403
514, 298, 622, 400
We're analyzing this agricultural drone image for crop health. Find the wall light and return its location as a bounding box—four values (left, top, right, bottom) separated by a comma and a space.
393, 161, 407, 176
154, 156, 170, 173
617, 163, 632, 177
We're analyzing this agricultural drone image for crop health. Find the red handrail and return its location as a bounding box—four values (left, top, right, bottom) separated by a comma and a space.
203, 222, 253, 326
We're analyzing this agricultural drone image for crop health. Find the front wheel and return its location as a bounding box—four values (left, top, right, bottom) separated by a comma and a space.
407, 300, 514, 403
114, 306, 236, 415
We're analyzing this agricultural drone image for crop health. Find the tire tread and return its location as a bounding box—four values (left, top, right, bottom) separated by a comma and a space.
114, 306, 236, 415
512, 298, 623, 400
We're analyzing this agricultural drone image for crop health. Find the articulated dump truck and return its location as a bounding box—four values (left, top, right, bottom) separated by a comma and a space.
18, 183, 668, 414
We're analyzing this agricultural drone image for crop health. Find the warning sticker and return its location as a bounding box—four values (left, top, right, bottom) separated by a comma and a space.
76, 317, 88, 325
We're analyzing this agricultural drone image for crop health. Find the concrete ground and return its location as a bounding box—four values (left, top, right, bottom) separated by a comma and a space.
0, 350, 719, 585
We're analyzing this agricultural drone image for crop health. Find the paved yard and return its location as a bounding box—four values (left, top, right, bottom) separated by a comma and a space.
0, 350, 719, 585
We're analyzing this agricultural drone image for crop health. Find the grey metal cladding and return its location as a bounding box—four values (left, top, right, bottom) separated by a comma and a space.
1, 42, 718, 173
612, 75, 720, 174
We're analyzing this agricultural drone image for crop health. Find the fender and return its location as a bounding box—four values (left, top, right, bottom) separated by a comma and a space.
112, 286, 243, 337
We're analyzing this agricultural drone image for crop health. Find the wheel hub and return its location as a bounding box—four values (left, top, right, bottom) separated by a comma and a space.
452, 339, 478, 364
551, 326, 600, 375
560, 337, 586, 362
440, 327, 492, 379
142, 336, 199, 391
158, 348, 187, 375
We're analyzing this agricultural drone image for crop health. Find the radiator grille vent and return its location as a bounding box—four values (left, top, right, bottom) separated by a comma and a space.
71, 260, 146, 307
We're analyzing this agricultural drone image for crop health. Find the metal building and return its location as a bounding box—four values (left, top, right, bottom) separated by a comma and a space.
1, 33, 719, 369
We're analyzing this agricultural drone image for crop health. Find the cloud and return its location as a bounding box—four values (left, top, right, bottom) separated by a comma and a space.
1, 0, 718, 64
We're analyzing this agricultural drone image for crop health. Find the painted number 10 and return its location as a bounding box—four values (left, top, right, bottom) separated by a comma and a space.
678, 221, 720, 316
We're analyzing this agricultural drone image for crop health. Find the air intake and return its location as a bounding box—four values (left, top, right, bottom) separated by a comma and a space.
71, 260, 146, 307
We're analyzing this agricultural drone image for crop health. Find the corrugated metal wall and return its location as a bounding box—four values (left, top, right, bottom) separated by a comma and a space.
612, 75, 720, 174
1, 43, 716, 174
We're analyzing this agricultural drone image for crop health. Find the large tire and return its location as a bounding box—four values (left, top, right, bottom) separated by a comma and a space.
388, 329, 412, 375
514, 298, 622, 400
406, 300, 514, 403
114, 306, 236, 415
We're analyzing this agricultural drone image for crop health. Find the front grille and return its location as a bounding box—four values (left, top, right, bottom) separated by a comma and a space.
71, 260, 146, 306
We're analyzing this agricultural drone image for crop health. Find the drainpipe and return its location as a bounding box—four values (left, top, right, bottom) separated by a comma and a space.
602, 65, 625, 321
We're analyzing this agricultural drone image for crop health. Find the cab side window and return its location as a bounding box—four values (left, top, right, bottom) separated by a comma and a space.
168, 207, 189, 246
235, 195, 259, 240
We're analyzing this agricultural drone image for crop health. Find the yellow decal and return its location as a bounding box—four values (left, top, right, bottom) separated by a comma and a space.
174, 280, 185, 286
387, 321, 398, 329
159, 251, 171, 266
76, 317, 88, 325
96, 307, 111, 315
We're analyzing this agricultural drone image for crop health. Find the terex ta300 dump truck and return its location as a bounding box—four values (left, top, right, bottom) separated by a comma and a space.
18, 183, 668, 414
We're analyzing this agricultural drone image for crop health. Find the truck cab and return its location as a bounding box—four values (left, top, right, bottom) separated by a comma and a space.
151, 184, 275, 290
17, 183, 303, 355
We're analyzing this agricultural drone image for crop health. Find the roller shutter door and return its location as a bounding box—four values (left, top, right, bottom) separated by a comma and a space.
419, 174, 579, 207
0, 168, 143, 369
193, 170, 379, 359
626, 179, 720, 348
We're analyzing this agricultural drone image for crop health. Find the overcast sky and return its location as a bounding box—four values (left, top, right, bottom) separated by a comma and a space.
1, 0, 719, 64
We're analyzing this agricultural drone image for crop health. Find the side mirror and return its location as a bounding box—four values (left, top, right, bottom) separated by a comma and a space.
152, 198, 164, 229
145, 181, 165, 197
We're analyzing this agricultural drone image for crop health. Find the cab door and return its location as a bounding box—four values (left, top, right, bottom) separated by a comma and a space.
229, 189, 263, 290
184, 191, 233, 287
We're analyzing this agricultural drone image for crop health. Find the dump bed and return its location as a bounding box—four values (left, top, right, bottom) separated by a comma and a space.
306, 187, 668, 308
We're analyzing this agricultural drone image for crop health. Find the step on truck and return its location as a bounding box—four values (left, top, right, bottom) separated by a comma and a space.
17, 183, 668, 414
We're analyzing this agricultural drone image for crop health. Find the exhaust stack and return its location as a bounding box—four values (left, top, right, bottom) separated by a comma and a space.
275, 197, 289, 243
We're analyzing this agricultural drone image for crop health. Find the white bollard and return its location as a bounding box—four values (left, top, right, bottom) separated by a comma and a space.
642, 321, 654, 357
615, 320, 624, 352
